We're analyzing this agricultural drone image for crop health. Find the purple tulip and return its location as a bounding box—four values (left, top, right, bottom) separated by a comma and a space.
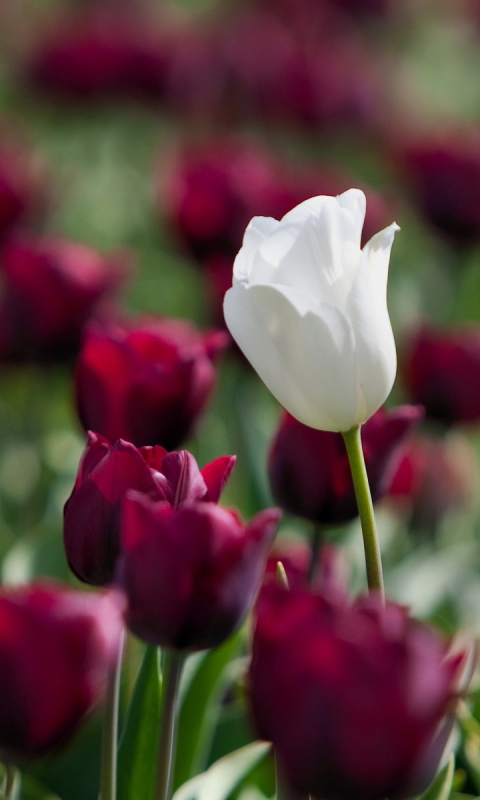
117, 492, 280, 651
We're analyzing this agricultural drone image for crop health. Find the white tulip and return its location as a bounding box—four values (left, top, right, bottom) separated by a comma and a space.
223, 189, 399, 432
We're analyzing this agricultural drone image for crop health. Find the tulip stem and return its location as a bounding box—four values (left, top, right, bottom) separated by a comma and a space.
155, 649, 186, 800
4, 765, 19, 799
342, 425, 384, 597
100, 627, 125, 800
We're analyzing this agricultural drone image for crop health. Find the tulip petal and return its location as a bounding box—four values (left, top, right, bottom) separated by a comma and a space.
234, 217, 280, 284
281, 189, 366, 248
250, 215, 360, 307
346, 223, 399, 422
201, 455, 236, 503
224, 282, 357, 431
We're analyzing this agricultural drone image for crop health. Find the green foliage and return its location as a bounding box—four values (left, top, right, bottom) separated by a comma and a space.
174, 632, 244, 789
117, 645, 162, 800
172, 742, 271, 800
417, 756, 455, 800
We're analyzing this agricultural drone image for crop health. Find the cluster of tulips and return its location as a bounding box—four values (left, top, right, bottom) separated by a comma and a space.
0, 186, 472, 800
2, 1, 480, 799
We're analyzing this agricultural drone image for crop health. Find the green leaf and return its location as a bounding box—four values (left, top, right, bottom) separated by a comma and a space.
20, 775, 61, 800
174, 632, 243, 789
417, 755, 455, 800
172, 741, 271, 800
117, 645, 162, 800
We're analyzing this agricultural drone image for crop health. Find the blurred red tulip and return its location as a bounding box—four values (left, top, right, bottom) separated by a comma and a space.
161, 138, 393, 325
404, 325, 480, 426
388, 432, 476, 535
218, 10, 381, 130
0, 236, 128, 362
401, 134, 480, 245
0, 582, 124, 760
268, 405, 422, 526
75, 317, 228, 449
117, 492, 280, 651
27, 8, 170, 101
0, 138, 47, 240
251, 582, 462, 800
64, 433, 235, 585
263, 540, 348, 592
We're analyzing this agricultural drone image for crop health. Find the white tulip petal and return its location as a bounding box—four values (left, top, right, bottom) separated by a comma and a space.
338, 189, 367, 246
363, 222, 400, 301
252, 216, 359, 307
224, 282, 358, 431
233, 217, 281, 284
346, 225, 399, 422
224, 189, 398, 433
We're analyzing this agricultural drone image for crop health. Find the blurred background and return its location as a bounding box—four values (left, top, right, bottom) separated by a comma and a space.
3, 0, 480, 797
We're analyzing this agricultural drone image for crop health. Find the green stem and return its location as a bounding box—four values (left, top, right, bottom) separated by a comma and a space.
4, 765, 19, 800
155, 650, 186, 800
307, 524, 323, 585
100, 628, 125, 800
342, 425, 384, 598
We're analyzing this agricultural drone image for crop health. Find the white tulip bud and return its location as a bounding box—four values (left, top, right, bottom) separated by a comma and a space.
224, 189, 399, 432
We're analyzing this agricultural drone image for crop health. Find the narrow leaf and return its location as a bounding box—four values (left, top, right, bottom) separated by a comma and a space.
174, 632, 243, 789
417, 756, 455, 800
118, 645, 162, 800
172, 741, 271, 800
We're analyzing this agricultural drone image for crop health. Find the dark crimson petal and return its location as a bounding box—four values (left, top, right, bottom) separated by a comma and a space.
160, 450, 208, 507
201, 455, 236, 502
118, 495, 280, 651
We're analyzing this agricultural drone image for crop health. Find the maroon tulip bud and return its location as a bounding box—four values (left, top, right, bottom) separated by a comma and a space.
162, 138, 392, 265
161, 138, 392, 326
0, 236, 128, 363
117, 492, 280, 651
0, 139, 47, 240
401, 134, 480, 245
263, 541, 348, 594
27, 9, 169, 101
388, 432, 476, 535
404, 325, 480, 426
251, 583, 463, 800
75, 317, 228, 448
64, 432, 236, 586
0, 582, 124, 760
268, 405, 422, 526
333, 0, 396, 17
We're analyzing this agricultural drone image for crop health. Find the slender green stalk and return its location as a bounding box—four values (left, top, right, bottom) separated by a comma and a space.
307, 524, 323, 585
155, 650, 186, 800
4, 765, 19, 800
100, 628, 125, 800
342, 425, 384, 598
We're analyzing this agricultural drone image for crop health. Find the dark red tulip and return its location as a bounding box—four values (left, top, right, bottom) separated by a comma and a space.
117, 492, 280, 651
0, 139, 47, 240
163, 138, 392, 265
0, 582, 123, 760
388, 432, 475, 535
161, 138, 392, 326
64, 432, 236, 585
268, 405, 422, 526
263, 540, 348, 593
401, 134, 480, 245
331, 0, 396, 17
0, 236, 128, 362
75, 317, 227, 449
211, 7, 381, 131
27, 8, 170, 101
251, 583, 462, 800
404, 325, 480, 426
